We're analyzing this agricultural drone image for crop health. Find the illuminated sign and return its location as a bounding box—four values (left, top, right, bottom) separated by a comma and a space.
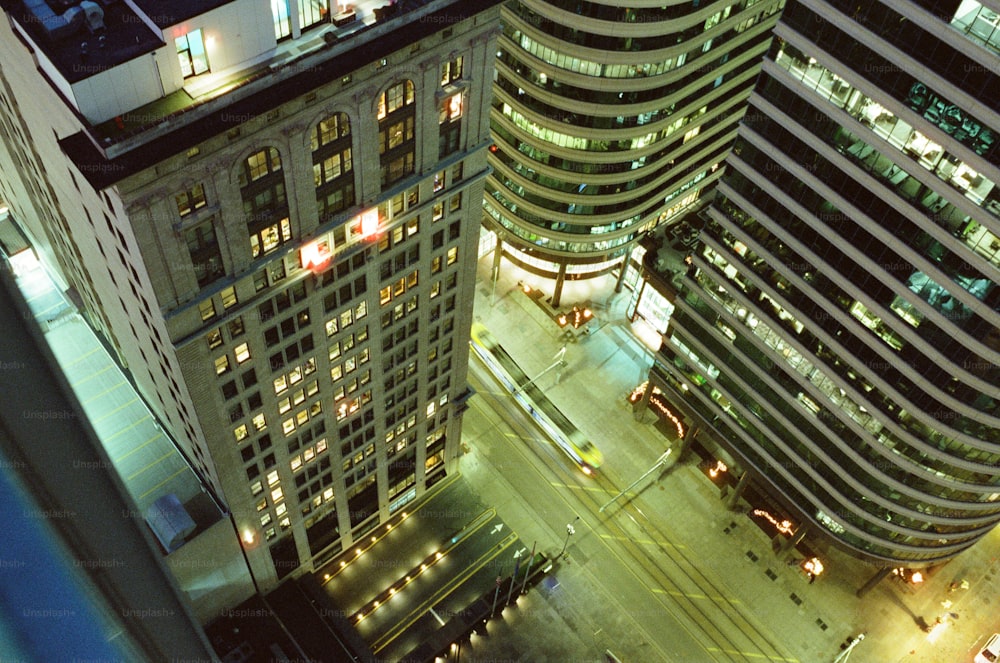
627, 381, 685, 438
556, 306, 593, 329
752, 508, 794, 535
300, 239, 332, 272
359, 208, 378, 239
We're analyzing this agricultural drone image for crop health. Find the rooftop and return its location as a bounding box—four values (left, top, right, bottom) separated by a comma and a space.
17, 0, 501, 188
2, 0, 162, 84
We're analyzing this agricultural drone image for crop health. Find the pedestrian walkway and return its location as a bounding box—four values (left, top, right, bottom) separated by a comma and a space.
460, 254, 1000, 662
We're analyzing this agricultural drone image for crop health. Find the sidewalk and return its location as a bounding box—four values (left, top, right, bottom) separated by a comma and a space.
461, 254, 1000, 663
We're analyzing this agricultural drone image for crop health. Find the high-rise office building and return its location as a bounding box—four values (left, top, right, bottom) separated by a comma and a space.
0, 0, 502, 593
643, 0, 1000, 566
484, 0, 784, 305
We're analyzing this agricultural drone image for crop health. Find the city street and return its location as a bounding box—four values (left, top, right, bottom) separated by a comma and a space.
317, 477, 525, 661
442, 255, 1000, 663
453, 357, 796, 662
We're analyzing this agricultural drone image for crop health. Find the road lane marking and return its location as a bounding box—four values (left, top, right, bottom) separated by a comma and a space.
139, 466, 188, 501
598, 533, 686, 549
371, 532, 519, 652
650, 588, 742, 604
549, 481, 606, 493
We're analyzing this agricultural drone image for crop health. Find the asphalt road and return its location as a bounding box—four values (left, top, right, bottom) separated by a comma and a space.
317, 474, 527, 660
454, 356, 797, 662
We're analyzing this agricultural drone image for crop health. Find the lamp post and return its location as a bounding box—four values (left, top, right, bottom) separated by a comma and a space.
559, 516, 580, 557
519, 541, 537, 595
513, 346, 567, 395
490, 576, 502, 617
832, 632, 865, 662
600, 450, 671, 513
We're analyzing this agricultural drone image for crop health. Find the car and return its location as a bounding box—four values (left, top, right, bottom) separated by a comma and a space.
976, 633, 1000, 663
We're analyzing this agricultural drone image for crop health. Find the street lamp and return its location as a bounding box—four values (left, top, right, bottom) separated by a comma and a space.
833, 632, 865, 662
506, 548, 525, 606
513, 346, 567, 395
560, 516, 580, 557
600, 449, 672, 513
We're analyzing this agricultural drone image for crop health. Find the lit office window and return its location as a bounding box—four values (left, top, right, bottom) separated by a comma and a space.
440, 56, 463, 86
250, 218, 292, 258
252, 413, 267, 431
313, 112, 355, 221
199, 299, 217, 321
175, 183, 207, 217
235, 343, 251, 364
221, 286, 238, 309
378, 80, 416, 187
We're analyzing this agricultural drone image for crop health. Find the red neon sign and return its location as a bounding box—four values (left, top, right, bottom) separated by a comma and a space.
300, 239, 332, 272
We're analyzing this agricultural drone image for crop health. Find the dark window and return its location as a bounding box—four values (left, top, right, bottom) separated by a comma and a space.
264, 327, 280, 347
184, 221, 224, 287
221, 380, 239, 400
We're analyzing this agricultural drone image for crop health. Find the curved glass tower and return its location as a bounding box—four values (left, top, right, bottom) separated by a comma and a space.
650, 0, 1000, 567
485, 0, 783, 305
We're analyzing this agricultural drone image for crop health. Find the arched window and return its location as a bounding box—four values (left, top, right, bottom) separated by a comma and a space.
377, 81, 416, 186
240, 148, 291, 258
312, 113, 355, 222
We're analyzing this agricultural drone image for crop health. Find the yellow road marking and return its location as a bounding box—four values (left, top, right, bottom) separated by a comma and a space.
90, 396, 140, 423
705, 648, 798, 662
372, 533, 518, 652
113, 430, 161, 463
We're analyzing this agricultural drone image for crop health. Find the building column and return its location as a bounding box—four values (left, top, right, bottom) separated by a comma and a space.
775, 524, 808, 557
633, 376, 654, 421
676, 426, 698, 458
551, 262, 567, 308
615, 246, 633, 293
723, 470, 750, 511
856, 567, 893, 598
490, 232, 503, 305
